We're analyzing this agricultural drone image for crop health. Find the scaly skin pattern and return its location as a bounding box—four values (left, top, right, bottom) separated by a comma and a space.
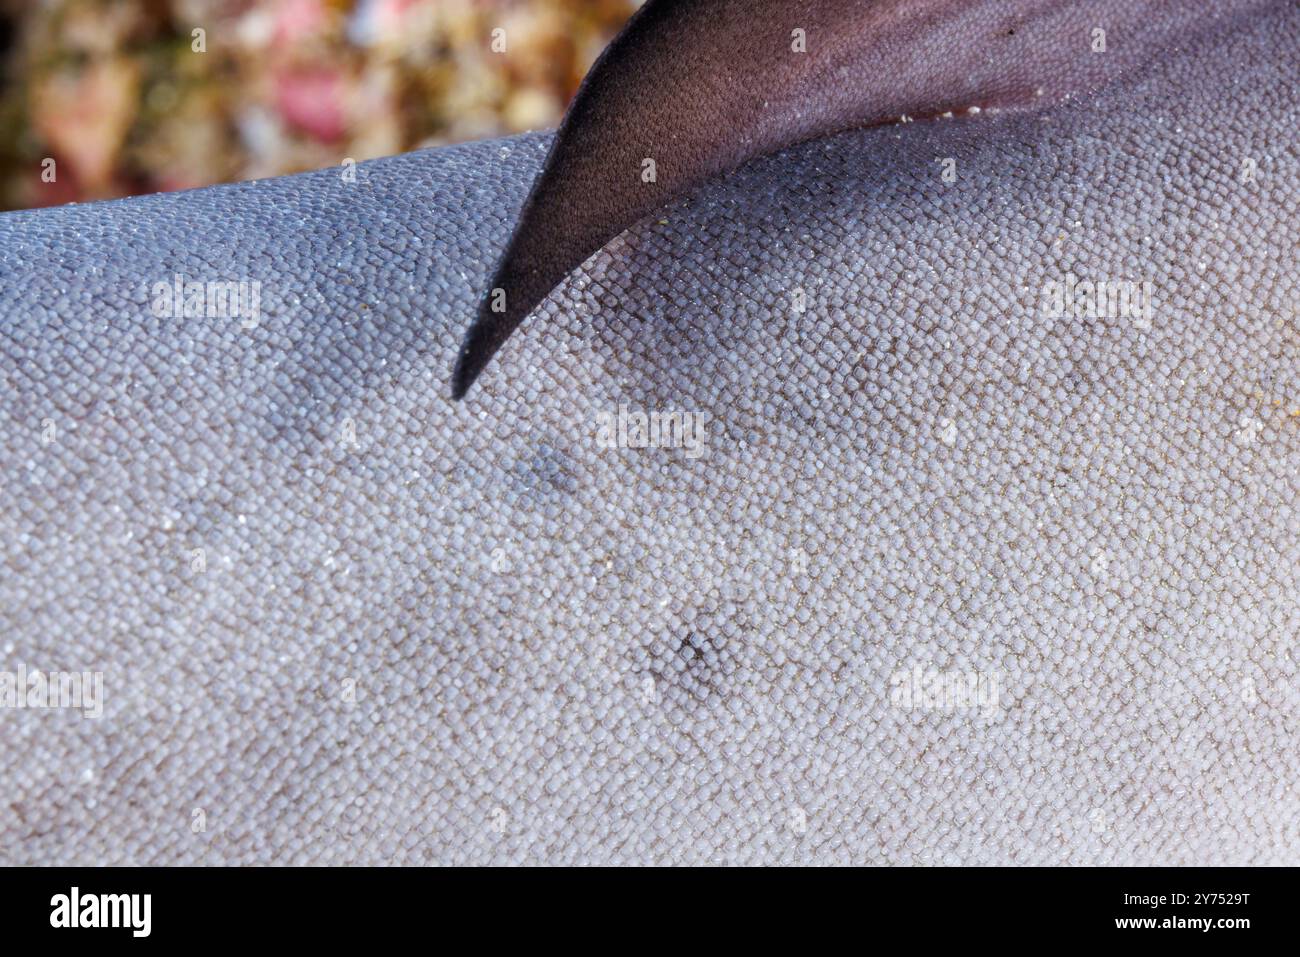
0, 3, 1297, 863
452, 0, 1277, 396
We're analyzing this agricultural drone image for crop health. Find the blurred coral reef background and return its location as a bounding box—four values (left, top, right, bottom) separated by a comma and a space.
0, 0, 638, 211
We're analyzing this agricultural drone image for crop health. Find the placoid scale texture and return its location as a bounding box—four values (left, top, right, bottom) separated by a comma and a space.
0, 3, 1297, 864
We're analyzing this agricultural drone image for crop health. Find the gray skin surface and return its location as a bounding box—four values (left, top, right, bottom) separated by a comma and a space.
1, 3, 1297, 864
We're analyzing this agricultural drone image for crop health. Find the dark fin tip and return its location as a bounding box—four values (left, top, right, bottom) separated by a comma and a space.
450, 300, 508, 401
450, 344, 480, 401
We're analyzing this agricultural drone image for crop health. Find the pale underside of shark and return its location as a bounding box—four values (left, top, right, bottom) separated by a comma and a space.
0, 1, 1297, 864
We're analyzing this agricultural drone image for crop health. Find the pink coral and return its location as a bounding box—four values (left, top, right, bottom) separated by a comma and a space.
274, 69, 349, 143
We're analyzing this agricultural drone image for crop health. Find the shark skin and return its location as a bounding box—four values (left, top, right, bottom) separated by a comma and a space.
0, 2, 1297, 864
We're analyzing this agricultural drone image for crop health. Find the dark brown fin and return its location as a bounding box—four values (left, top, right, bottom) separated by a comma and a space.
451, 0, 1268, 399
